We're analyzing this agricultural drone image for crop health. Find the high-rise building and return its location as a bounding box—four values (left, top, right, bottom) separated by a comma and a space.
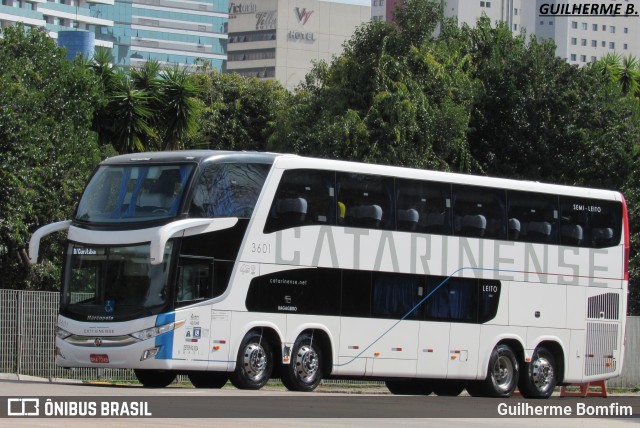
226, 0, 371, 90
89, 0, 228, 69
0, 0, 115, 50
372, 0, 639, 65
1, 0, 228, 70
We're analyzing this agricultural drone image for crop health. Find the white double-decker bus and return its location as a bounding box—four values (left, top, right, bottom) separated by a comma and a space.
30, 151, 629, 398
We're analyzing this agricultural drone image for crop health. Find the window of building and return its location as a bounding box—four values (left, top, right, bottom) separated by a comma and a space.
591, 40, 597, 47
571, 38, 577, 45
602, 25, 606, 31
624, 27, 628, 34
602, 41, 606, 47
610, 26, 615, 33
486, 1, 491, 7
581, 39, 587, 46
581, 22, 587, 30
624, 43, 628, 50
549, 21, 553, 25
514, 8, 518, 15
591, 56, 597, 62
540, 20, 544, 25
593, 24, 598, 31
580, 55, 587, 62
571, 21, 577, 29
610, 42, 615, 49
513, 24, 518, 31
570, 54, 577, 61
480, 1, 484, 6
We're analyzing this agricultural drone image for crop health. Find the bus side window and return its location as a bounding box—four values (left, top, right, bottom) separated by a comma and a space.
176, 257, 213, 306
264, 169, 336, 233
507, 191, 558, 244
336, 173, 394, 230
396, 179, 451, 235
452, 185, 506, 240
341, 270, 372, 317
559, 197, 622, 248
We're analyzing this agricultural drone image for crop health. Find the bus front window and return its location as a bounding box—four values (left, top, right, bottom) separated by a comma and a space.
62, 243, 173, 320
75, 164, 194, 223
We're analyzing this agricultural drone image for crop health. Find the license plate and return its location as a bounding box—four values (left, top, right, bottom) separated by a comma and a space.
90, 354, 109, 363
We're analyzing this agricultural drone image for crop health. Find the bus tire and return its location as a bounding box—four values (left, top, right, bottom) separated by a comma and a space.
281, 333, 323, 392
470, 344, 519, 397
188, 371, 228, 388
230, 332, 273, 390
385, 380, 433, 395
134, 369, 176, 388
518, 346, 557, 399
432, 380, 466, 397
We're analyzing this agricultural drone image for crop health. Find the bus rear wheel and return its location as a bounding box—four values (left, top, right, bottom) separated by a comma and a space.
385, 380, 433, 395
230, 332, 273, 390
518, 346, 556, 399
188, 371, 228, 388
467, 344, 518, 397
281, 334, 323, 392
134, 369, 176, 388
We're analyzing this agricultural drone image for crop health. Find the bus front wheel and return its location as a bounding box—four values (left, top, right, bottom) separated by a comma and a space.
281, 334, 323, 392
230, 332, 273, 390
518, 346, 557, 399
134, 369, 176, 388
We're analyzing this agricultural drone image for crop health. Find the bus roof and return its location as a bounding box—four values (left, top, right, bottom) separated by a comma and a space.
100, 150, 280, 166
100, 151, 620, 201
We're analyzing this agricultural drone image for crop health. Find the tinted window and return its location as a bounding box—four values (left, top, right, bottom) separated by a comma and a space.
452, 185, 506, 239
189, 163, 270, 218
559, 197, 622, 248
264, 169, 335, 233
341, 270, 371, 317
507, 191, 558, 243
371, 272, 423, 319
337, 173, 394, 230
396, 179, 451, 234
424, 276, 478, 322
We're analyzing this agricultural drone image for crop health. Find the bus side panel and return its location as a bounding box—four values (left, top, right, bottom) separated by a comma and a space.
335, 317, 378, 376
566, 329, 586, 384
447, 324, 480, 379
509, 282, 567, 328
172, 305, 214, 370
369, 320, 418, 377
416, 321, 450, 379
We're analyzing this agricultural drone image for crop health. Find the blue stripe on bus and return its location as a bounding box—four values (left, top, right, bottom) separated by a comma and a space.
155, 312, 175, 360
334, 266, 520, 367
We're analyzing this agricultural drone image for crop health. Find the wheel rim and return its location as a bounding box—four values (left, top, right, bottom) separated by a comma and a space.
242, 343, 267, 381
492, 355, 514, 392
295, 345, 319, 383
531, 356, 554, 392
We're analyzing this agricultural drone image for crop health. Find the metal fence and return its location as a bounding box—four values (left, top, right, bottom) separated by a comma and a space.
1, 289, 638, 388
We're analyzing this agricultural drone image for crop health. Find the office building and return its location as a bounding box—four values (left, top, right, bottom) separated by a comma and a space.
227, 0, 370, 89
373, 0, 639, 65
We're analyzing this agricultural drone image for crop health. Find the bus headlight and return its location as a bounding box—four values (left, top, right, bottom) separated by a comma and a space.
56, 327, 72, 340
130, 320, 184, 341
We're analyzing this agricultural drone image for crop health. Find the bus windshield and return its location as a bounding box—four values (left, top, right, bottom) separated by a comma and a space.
75, 164, 194, 223
61, 243, 173, 320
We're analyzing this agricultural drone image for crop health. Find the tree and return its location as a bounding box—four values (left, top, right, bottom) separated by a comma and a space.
0, 25, 103, 290
158, 66, 202, 151
190, 70, 290, 151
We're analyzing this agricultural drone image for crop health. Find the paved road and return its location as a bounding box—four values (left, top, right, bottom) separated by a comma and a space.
0, 379, 638, 427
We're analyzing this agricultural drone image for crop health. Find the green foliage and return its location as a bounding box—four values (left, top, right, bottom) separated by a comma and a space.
0, 25, 102, 290
190, 70, 290, 151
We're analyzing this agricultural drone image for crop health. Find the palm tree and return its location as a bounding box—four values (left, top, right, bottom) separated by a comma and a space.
618, 55, 640, 97
107, 69, 157, 153
158, 66, 201, 151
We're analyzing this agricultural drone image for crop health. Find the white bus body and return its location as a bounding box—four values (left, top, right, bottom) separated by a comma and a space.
31, 151, 629, 397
